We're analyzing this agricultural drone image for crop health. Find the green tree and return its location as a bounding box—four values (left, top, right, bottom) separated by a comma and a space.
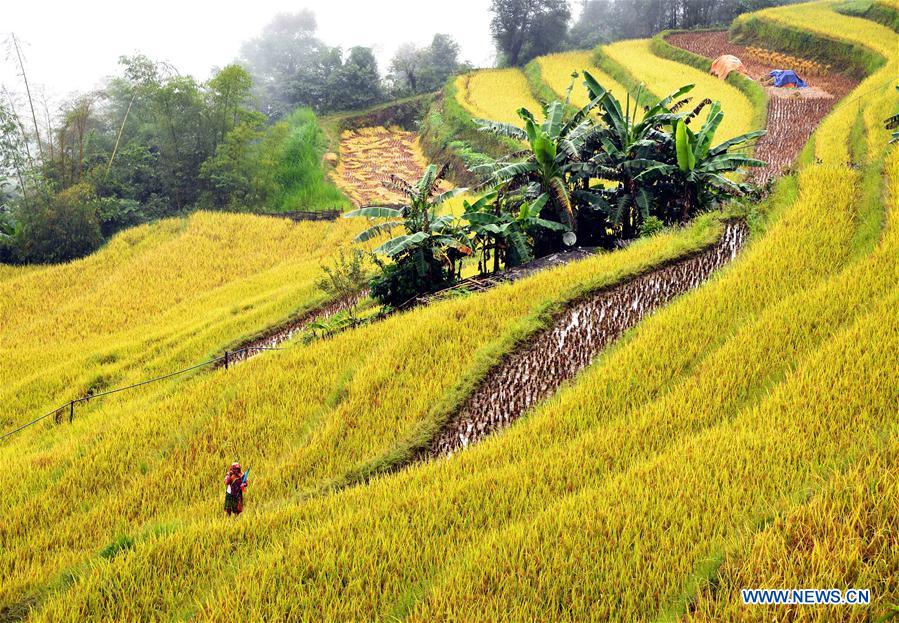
389, 43, 425, 95
240, 12, 383, 115
329, 47, 383, 111
567, 0, 613, 49
208, 65, 254, 143
574, 0, 791, 41
419, 34, 468, 93
13, 182, 103, 264
52, 94, 97, 189
462, 190, 568, 273
578, 73, 692, 239
0, 98, 30, 210
199, 112, 268, 210
489, 0, 571, 67
240, 11, 326, 117
146, 75, 209, 211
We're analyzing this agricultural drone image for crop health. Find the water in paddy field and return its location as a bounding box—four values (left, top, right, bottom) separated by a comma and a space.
430, 221, 748, 456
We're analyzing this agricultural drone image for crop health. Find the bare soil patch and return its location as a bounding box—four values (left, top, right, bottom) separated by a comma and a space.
666, 31, 857, 184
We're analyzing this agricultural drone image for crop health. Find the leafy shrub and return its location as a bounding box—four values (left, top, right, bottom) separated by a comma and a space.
315, 248, 371, 322
369, 248, 455, 308
93, 196, 144, 237
199, 112, 272, 211
639, 215, 665, 237
14, 183, 104, 264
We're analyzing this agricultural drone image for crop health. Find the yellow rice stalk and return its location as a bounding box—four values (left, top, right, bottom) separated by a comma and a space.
603, 39, 756, 141
455, 69, 543, 125
536, 51, 640, 118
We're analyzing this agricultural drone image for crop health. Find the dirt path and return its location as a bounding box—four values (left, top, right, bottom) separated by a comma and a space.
666, 32, 857, 184
425, 220, 748, 457
331, 126, 446, 207
217, 294, 366, 368
221, 249, 597, 366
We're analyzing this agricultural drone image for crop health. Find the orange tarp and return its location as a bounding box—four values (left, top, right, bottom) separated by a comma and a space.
710, 55, 747, 80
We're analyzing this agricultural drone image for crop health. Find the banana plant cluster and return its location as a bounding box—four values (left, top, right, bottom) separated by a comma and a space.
476, 71, 766, 247
346, 76, 765, 305
344, 163, 570, 305
343, 164, 470, 306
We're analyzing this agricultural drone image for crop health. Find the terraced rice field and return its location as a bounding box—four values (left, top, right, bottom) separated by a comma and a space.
536, 51, 644, 120
666, 31, 857, 182
603, 38, 756, 141
331, 126, 442, 206
455, 68, 543, 124
1, 215, 723, 619
0, 212, 362, 430
2, 1, 897, 620
757, 0, 898, 167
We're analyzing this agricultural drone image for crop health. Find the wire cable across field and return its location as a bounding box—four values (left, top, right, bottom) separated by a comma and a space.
0, 345, 282, 443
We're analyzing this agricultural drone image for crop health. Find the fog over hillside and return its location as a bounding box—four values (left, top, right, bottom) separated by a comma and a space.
0, 0, 495, 97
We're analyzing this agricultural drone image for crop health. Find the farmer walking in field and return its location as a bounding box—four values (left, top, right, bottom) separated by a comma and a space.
224, 462, 249, 517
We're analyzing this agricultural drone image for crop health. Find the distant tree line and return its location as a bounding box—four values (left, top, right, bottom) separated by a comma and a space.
490, 0, 800, 66
0, 51, 343, 264
0, 13, 472, 265
240, 11, 470, 118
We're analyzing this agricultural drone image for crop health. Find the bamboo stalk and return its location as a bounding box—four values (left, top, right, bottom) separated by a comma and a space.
11, 33, 44, 162
106, 91, 135, 176
2, 86, 33, 209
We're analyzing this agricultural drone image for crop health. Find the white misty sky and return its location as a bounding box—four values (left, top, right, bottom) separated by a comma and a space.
0, 0, 508, 103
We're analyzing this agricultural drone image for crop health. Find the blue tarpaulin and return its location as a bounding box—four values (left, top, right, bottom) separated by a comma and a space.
768, 69, 808, 88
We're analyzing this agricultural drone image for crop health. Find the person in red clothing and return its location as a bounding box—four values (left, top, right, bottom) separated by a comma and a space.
224, 462, 247, 516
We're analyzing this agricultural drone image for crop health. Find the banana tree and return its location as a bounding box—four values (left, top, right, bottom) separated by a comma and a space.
476, 98, 600, 251
345, 164, 467, 257
635, 101, 766, 222
462, 191, 570, 274
344, 164, 469, 306
575, 72, 695, 238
